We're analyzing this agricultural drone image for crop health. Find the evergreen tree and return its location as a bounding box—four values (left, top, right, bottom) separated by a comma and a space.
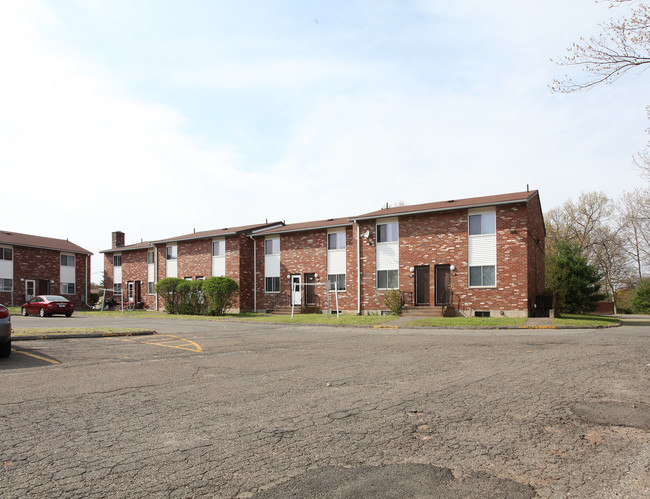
630, 279, 650, 314
546, 240, 606, 313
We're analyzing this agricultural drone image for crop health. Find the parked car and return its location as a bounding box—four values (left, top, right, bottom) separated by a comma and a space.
22, 295, 74, 317
0, 304, 11, 358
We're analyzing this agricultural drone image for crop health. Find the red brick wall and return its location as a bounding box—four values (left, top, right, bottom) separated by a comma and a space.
358, 205, 533, 316
526, 194, 546, 310
255, 227, 357, 312
0, 246, 89, 308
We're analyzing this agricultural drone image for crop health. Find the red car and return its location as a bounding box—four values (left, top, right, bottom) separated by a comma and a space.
22, 295, 74, 317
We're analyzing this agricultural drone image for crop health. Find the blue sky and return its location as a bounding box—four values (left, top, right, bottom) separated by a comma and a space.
2, 0, 648, 280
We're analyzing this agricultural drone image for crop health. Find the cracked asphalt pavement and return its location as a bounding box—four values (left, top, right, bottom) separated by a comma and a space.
1, 316, 649, 498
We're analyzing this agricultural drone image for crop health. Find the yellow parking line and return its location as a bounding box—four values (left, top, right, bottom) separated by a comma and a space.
12, 349, 61, 364
113, 334, 202, 353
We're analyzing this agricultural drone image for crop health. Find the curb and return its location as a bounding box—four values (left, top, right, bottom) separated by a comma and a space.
12, 330, 156, 341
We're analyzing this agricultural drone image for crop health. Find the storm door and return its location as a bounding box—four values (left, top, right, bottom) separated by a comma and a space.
304, 273, 317, 306
435, 265, 451, 306
291, 275, 301, 306
25, 280, 36, 302
414, 266, 430, 305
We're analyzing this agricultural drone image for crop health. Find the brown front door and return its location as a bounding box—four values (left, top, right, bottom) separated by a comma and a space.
435, 265, 451, 306
414, 266, 430, 305
134, 281, 141, 304
39, 279, 50, 295
304, 273, 316, 306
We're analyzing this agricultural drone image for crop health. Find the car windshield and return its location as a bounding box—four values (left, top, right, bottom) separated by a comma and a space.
44, 296, 68, 302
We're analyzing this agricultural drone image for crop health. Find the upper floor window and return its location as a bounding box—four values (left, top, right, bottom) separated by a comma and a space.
265, 238, 280, 255
377, 222, 398, 243
327, 232, 346, 250
147, 251, 154, 264
212, 240, 225, 256
113, 255, 122, 267
469, 212, 496, 235
166, 245, 178, 260
0, 248, 12, 261
60, 254, 75, 266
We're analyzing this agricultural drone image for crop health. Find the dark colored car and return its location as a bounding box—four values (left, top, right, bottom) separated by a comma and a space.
22, 295, 74, 317
0, 304, 10, 357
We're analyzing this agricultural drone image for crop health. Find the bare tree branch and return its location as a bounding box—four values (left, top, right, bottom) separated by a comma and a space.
551, 1, 650, 93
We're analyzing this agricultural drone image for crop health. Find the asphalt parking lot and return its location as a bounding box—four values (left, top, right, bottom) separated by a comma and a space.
2, 315, 649, 498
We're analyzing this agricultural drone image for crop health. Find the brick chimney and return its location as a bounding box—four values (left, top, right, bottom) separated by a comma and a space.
112, 231, 125, 249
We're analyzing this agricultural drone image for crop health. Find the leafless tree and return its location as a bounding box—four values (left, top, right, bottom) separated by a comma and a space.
619, 187, 650, 278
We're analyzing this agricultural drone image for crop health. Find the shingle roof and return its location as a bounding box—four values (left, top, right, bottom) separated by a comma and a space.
0, 230, 92, 255
253, 217, 352, 236
152, 222, 284, 244
100, 222, 285, 253
351, 190, 539, 220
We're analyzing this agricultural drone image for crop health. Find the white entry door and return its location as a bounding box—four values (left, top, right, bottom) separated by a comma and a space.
25, 280, 36, 301
291, 274, 301, 306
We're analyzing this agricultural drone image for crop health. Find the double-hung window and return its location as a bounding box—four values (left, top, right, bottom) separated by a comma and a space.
327, 230, 346, 291
166, 244, 178, 278
468, 210, 497, 287
0, 247, 13, 292
60, 253, 76, 295
147, 250, 155, 294
60, 254, 75, 267
264, 237, 281, 293
376, 220, 399, 289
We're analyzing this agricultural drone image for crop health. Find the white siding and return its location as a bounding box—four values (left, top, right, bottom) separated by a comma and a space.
265, 254, 280, 277
468, 235, 496, 266
114, 266, 122, 284
377, 242, 399, 270
212, 238, 226, 276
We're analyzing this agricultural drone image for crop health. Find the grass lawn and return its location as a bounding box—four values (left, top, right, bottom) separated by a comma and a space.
238, 314, 396, 326
7, 305, 621, 330
552, 313, 620, 327
405, 317, 528, 327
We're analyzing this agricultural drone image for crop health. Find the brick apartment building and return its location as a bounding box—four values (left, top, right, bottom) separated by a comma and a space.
102, 190, 545, 317
0, 231, 93, 308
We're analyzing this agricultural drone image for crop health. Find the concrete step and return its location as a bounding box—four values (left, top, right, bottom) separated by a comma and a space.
401, 306, 444, 317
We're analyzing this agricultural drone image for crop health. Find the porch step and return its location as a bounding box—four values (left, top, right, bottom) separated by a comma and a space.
268, 306, 320, 315
401, 306, 444, 318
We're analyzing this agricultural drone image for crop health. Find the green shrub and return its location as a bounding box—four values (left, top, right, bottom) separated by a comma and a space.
383, 289, 404, 316
176, 279, 206, 315
155, 277, 184, 314
202, 276, 239, 316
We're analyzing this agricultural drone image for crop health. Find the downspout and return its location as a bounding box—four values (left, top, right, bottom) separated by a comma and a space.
85, 254, 89, 307
355, 220, 361, 315
249, 235, 257, 313
155, 246, 159, 311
